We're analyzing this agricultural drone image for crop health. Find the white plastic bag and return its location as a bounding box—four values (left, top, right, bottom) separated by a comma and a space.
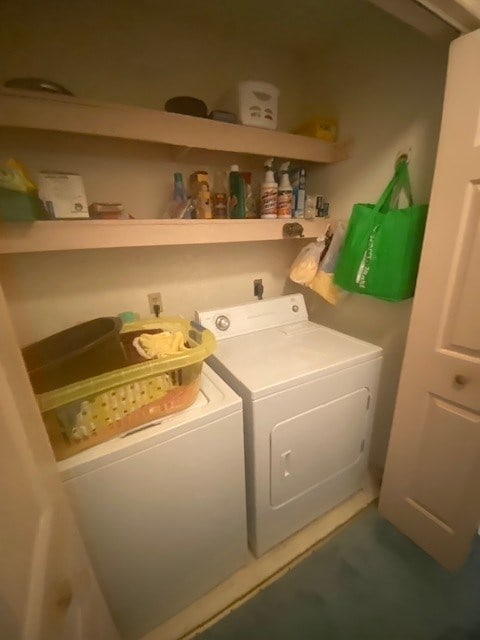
320, 223, 345, 273
308, 224, 346, 305
289, 238, 325, 285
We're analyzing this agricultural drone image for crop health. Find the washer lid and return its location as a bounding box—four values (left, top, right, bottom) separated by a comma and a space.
210, 320, 382, 399
58, 363, 241, 478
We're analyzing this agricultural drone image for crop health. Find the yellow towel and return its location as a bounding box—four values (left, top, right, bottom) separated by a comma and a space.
138, 331, 187, 358
308, 271, 341, 305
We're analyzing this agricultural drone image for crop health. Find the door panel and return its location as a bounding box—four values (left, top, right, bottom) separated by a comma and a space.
270, 389, 369, 507
379, 29, 480, 571
1, 387, 46, 639
0, 283, 118, 640
447, 182, 480, 352
409, 396, 480, 527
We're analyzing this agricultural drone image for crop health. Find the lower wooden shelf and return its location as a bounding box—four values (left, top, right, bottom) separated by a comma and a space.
0, 218, 328, 254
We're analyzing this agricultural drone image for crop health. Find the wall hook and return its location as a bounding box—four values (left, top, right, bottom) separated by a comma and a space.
395, 150, 410, 170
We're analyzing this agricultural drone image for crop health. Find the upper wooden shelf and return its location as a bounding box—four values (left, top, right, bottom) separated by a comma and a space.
0, 218, 329, 255
0, 88, 346, 164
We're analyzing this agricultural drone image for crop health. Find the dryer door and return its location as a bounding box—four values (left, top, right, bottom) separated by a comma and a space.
270, 388, 370, 507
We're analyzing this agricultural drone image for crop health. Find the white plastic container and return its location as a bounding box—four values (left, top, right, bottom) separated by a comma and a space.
238, 81, 279, 130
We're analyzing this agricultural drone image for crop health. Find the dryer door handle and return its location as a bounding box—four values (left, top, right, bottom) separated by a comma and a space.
280, 450, 292, 478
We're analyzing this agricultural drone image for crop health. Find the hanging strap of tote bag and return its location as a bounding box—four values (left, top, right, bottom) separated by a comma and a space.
374, 159, 413, 214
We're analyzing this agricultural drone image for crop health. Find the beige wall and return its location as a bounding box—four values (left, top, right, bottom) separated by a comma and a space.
0, 241, 303, 346
0, 0, 449, 469
0, 1, 307, 347
0, 0, 305, 131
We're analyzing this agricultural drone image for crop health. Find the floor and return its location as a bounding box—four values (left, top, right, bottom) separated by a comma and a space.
141, 476, 379, 640
195, 507, 480, 640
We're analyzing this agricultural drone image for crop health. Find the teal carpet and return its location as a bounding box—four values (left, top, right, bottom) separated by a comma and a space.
197, 507, 480, 640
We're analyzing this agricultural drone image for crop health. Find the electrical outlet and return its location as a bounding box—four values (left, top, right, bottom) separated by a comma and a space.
147, 292, 163, 316
254, 279, 264, 300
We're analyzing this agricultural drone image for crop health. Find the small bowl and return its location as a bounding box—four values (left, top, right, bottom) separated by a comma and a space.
165, 96, 208, 118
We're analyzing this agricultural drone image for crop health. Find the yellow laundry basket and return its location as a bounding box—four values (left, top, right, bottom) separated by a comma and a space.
37, 318, 215, 461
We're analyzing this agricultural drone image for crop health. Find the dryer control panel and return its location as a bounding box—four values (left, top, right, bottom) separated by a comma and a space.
196, 294, 308, 340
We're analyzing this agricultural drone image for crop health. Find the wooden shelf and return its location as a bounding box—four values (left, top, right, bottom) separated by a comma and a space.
0, 88, 346, 164
0, 89, 336, 254
0, 218, 329, 254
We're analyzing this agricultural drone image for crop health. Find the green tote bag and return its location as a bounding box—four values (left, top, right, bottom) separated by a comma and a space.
334, 160, 428, 302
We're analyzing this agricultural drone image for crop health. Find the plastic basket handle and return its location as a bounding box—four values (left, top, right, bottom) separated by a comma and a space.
190, 320, 207, 333
189, 321, 215, 350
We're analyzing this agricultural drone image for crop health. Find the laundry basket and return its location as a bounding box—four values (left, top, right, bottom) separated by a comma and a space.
22, 316, 127, 394
37, 318, 216, 461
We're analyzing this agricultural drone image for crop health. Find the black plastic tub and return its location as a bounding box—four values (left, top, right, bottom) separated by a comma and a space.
22, 317, 128, 394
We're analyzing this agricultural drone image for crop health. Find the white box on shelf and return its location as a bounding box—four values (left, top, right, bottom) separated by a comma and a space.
38, 172, 89, 219
238, 81, 279, 130
214, 81, 281, 130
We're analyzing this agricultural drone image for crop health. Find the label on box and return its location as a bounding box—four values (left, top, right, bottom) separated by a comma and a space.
38, 172, 89, 219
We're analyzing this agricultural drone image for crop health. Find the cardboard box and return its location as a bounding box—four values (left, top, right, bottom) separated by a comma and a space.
290, 167, 306, 218
38, 172, 89, 219
293, 118, 338, 143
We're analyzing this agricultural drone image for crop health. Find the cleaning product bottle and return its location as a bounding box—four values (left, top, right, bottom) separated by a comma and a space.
173, 172, 187, 202
190, 171, 212, 218
260, 158, 278, 219
277, 161, 293, 218
212, 170, 228, 219
228, 165, 246, 218
241, 171, 257, 218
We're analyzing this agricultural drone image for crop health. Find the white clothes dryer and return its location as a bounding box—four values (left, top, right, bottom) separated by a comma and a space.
197, 294, 382, 557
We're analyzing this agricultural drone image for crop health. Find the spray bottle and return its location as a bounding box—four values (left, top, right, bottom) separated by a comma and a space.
277, 161, 293, 218
260, 158, 278, 219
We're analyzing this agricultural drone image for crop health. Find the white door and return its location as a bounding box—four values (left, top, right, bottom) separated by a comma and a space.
379, 29, 480, 571
0, 283, 118, 640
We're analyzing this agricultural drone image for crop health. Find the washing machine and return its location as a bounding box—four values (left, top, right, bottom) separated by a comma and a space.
58, 364, 248, 640
197, 294, 382, 557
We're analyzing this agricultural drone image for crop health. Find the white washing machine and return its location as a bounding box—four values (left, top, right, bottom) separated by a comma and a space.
59, 364, 247, 640
197, 294, 382, 557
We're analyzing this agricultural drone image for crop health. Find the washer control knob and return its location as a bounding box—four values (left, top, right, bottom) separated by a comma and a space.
215, 315, 230, 331
292, 305, 299, 312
